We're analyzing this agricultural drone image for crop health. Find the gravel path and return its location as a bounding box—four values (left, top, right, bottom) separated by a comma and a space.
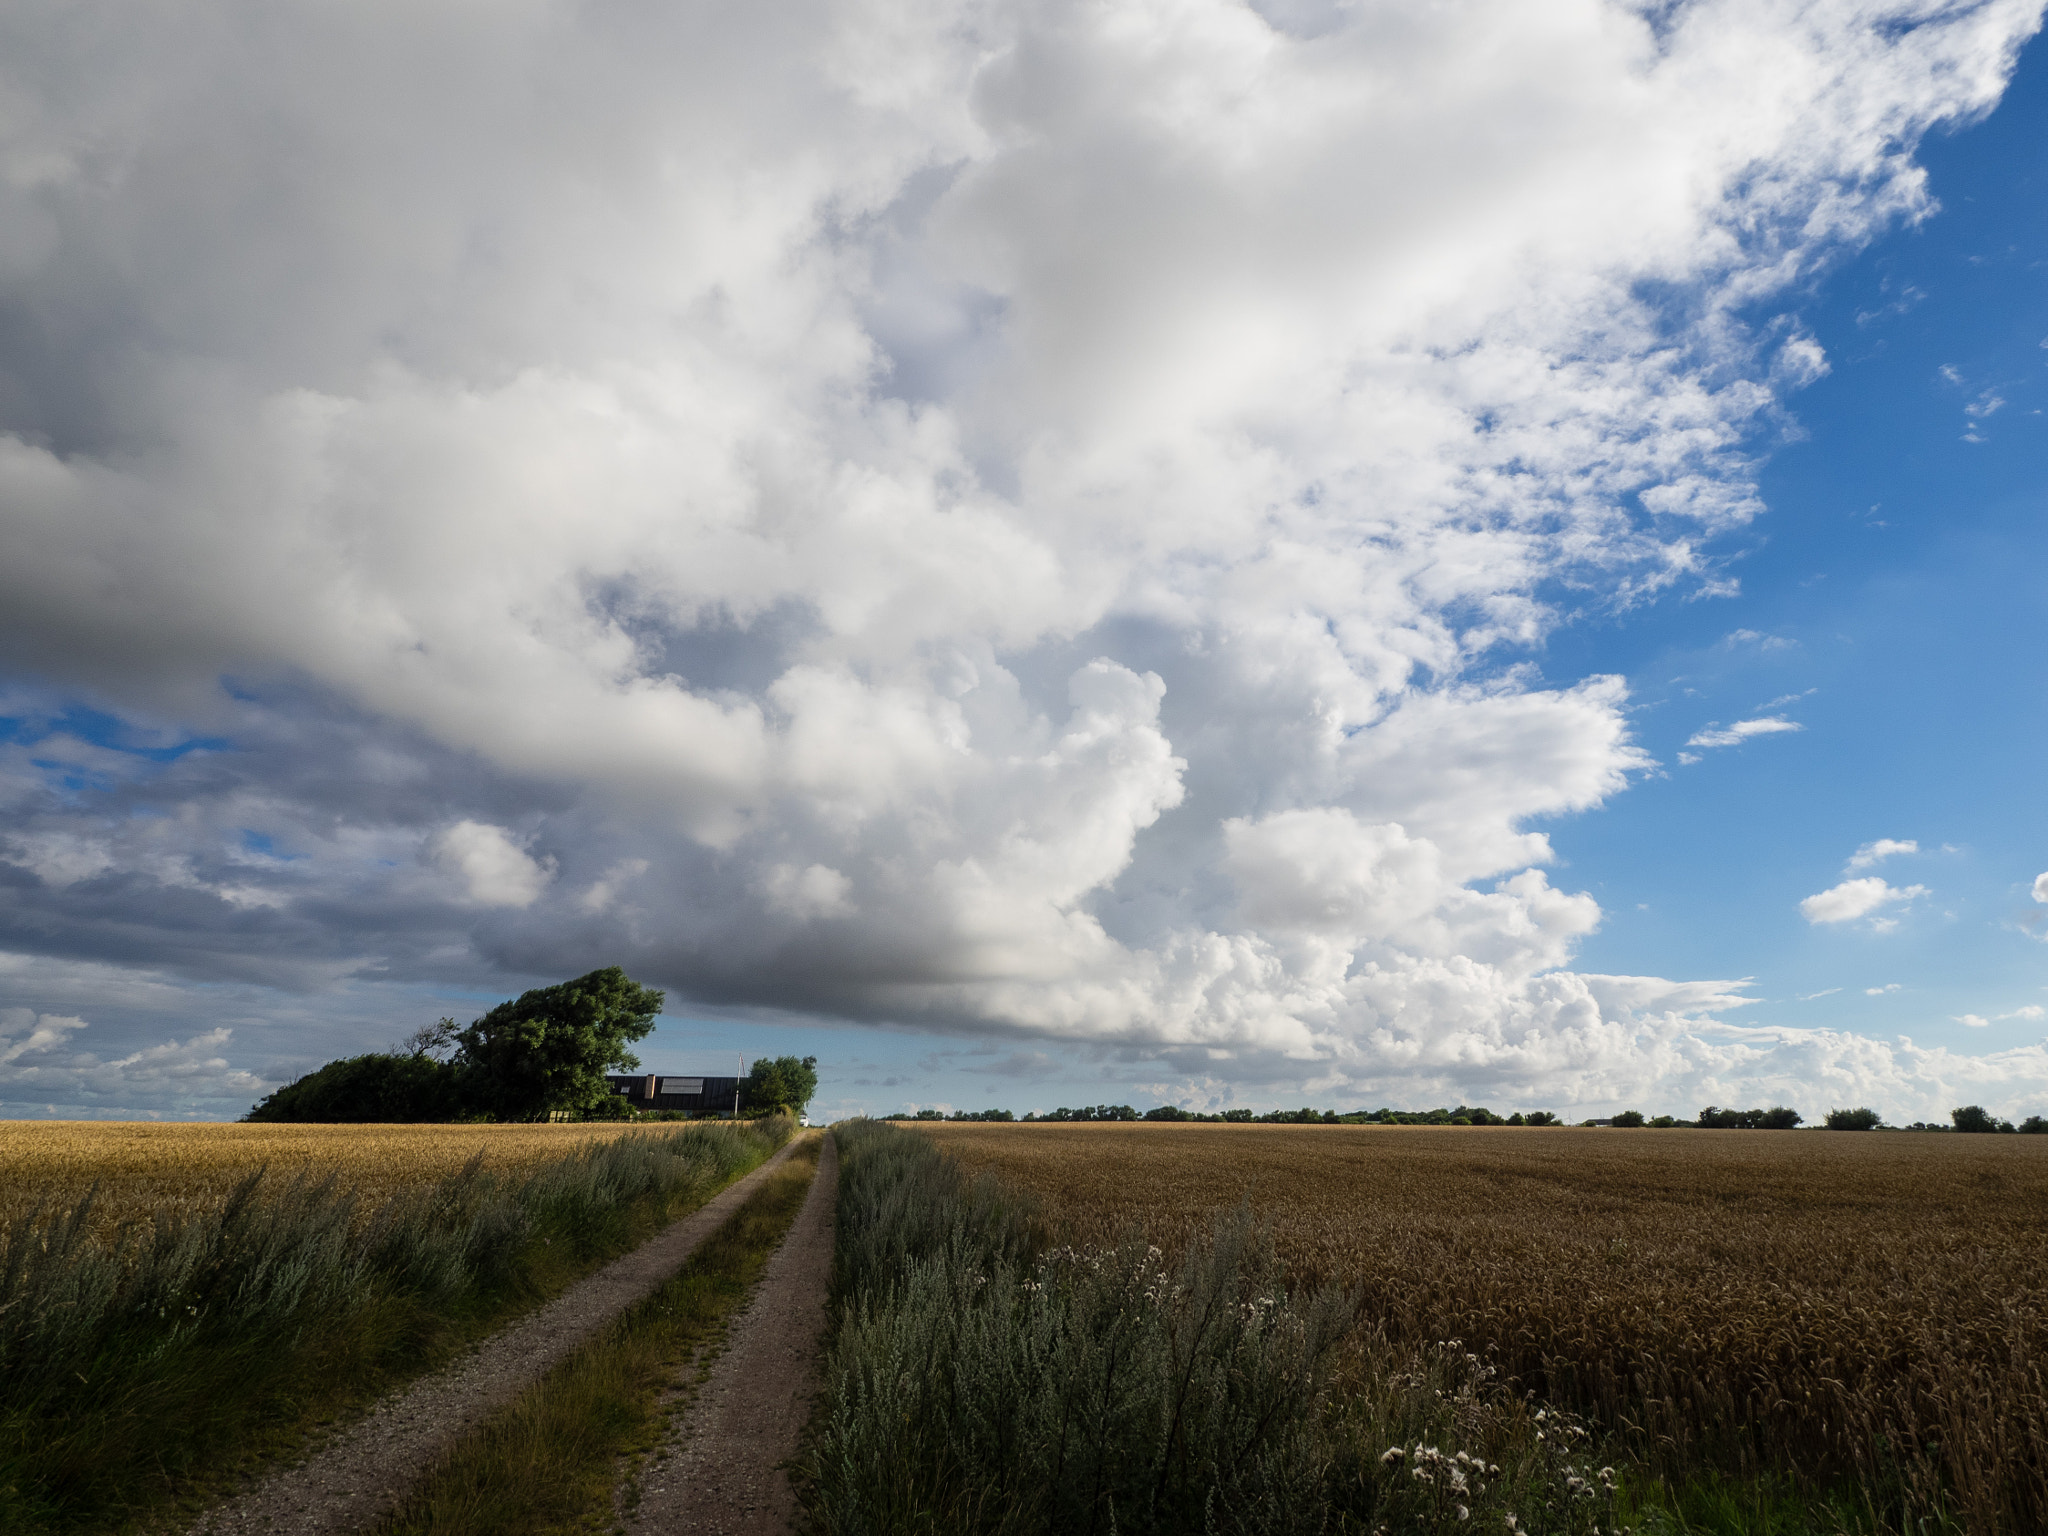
626, 1131, 838, 1536
188, 1137, 810, 1536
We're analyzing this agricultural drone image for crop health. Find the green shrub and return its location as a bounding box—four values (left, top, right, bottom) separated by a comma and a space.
1825, 1107, 1883, 1131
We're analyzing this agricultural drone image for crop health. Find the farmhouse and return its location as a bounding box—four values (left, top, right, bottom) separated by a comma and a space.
603, 1072, 742, 1115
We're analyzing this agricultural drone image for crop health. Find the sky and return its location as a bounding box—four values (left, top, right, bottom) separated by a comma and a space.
2, 0, 2046, 1125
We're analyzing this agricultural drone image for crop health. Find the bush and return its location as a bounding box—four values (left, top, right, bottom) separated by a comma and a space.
1611, 1110, 1646, 1128
1825, 1107, 1882, 1131
2021, 1116, 2048, 1135
1523, 1111, 1560, 1126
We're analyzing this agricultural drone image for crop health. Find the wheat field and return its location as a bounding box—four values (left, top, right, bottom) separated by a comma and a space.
0, 1120, 655, 1242
922, 1122, 2048, 1529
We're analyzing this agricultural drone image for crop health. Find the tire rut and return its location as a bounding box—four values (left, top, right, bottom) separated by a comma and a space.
188, 1136, 810, 1536
624, 1131, 837, 1536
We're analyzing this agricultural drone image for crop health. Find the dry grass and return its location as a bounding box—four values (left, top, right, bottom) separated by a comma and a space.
0, 1120, 656, 1243
922, 1123, 2048, 1530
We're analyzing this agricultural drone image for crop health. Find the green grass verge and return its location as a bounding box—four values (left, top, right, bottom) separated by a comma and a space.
374, 1134, 823, 1536
2, 1119, 793, 1534
1620, 1469, 1966, 1536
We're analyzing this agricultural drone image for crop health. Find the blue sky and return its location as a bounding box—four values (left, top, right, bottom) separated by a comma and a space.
1539, 44, 2048, 1057
2, 0, 2045, 1124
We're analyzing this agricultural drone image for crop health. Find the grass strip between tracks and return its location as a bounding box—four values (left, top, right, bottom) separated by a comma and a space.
374, 1133, 823, 1536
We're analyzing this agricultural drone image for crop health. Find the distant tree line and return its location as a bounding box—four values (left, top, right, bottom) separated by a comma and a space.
244, 968, 819, 1124
1819, 1105, 2048, 1133
887, 1104, 1569, 1126
887, 1100, 2048, 1130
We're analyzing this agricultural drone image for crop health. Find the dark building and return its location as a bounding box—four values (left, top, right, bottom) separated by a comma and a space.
604, 1072, 742, 1115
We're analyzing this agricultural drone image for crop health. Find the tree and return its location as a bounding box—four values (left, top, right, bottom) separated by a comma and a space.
1611, 1110, 1646, 1127
245, 1052, 463, 1122
1952, 1104, 2014, 1134
743, 1054, 819, 1114
1825, 1106, 1882, 1131
454, 966, 664, 1121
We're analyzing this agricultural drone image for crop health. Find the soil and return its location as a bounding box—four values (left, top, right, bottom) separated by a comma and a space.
186, 1136, 811, 1536
624, 1132, 838, 1536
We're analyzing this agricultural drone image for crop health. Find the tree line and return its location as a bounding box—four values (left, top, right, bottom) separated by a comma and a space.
244, 966, 817, 1123
891, 1102, 2048, 1130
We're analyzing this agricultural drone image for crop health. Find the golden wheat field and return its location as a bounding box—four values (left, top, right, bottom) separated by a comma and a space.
0, 1120, 655, 1241
922, 1122, 2048, 1527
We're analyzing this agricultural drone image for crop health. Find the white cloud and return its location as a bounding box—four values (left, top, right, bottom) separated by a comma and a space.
579, 859, 651, 915
1724, 629, 1794, 651
1866, 983, 1901, 995
2033, 871, 2048, 904
2001, 1005, 2047, 1021
431, 822, 556, 908
1956, 1013, 1990, 1028
1802, 878, 1929, 926
0, 1008, 266, 1115
761, 863, 857, 922
1687, 717, 1805, 750
1847, 838, 1918, 870
0, 0, 2038, 1107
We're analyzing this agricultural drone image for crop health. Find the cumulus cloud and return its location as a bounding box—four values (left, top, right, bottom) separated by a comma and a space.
431, 822, 556, 908
1956, 1013, 1991, 1028
1802, 879, 1930, 927
1847, 838, 1918, 870
0, 0, 2041, 1112
1686, 717, 1805, 750
0, 1007, 266, 1117
2033, 872, 2048, 903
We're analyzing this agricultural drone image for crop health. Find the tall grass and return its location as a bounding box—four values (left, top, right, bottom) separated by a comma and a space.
0, 1117, 792, 1533
806, 1121, 1629, 1536
927, 1122, 2048, 1533
376, 1137, 823, 1536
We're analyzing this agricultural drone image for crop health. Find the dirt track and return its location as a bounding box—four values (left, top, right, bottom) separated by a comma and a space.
188, 1137, 810, 1536
625, 1132, 838, 1535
